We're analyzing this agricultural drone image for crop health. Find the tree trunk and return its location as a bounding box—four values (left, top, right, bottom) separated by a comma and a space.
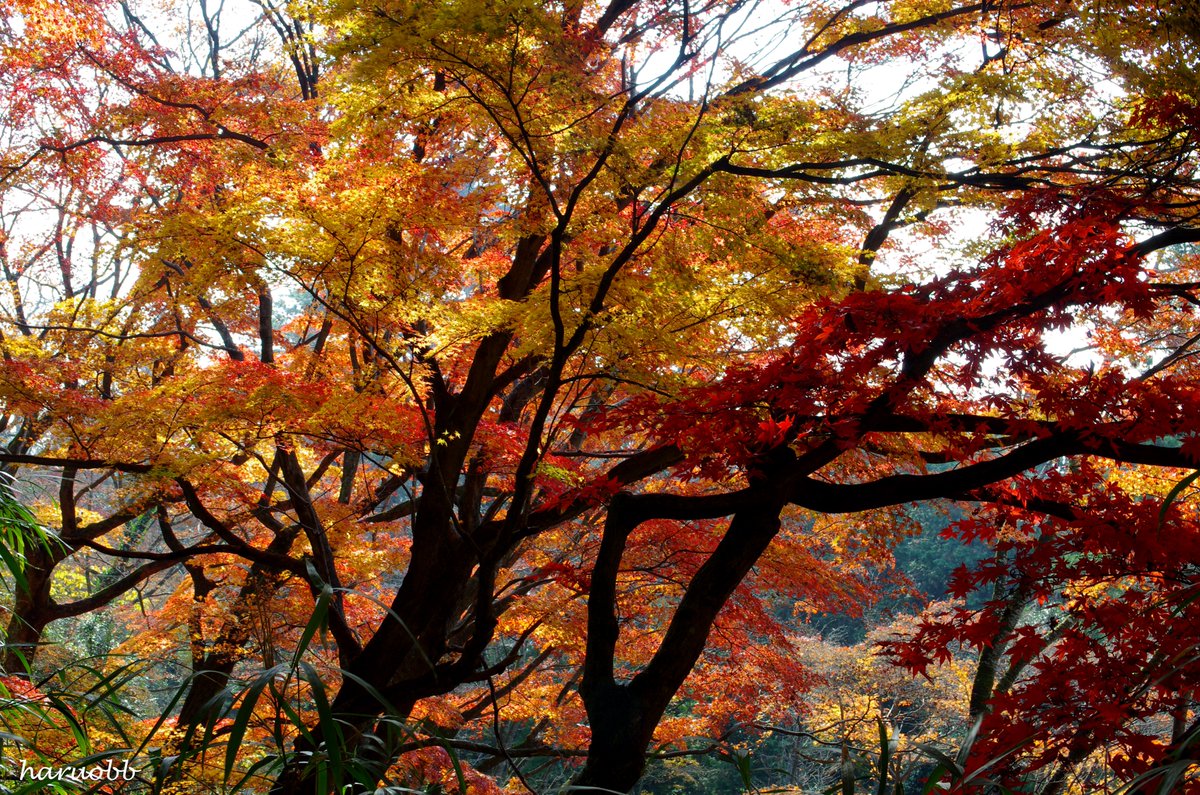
2, 544, 65, 672
572, 683, 656, 793
268, 474, 480, 795
176, 566, 290, 726
968, 575, 1032, 721
576, 466, 790, 793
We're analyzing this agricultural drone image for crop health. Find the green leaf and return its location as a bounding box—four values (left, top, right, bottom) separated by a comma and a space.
919, 764, 950, 795
1159, 469, 1200, 526
224, 667, 285, 780
876, 717, 891, 795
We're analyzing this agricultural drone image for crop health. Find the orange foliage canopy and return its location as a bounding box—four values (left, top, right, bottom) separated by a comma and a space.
0, 0, 1199, 793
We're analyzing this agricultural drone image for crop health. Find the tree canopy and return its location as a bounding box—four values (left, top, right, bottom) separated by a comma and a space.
1, 0, 1199, 792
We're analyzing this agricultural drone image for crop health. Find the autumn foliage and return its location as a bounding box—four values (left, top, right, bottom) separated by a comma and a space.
1, 0, 1199, 793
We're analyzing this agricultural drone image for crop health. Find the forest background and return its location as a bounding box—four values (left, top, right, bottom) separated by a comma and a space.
1, 0, 1199, 793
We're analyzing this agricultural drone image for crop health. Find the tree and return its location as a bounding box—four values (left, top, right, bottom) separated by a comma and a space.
1, 0, 1199, 793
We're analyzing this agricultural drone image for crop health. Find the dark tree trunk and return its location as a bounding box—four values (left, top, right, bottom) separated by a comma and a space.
2, 544, 65, 672
575, 458, 791, 793
267, 237, 558, 795
176, 565, 290, 727
572, 683, 657, 793
269, 453, 482, 795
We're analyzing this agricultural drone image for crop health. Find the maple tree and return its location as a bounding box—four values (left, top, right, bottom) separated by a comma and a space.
1, 0, 1200, 793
